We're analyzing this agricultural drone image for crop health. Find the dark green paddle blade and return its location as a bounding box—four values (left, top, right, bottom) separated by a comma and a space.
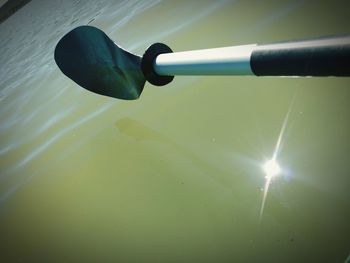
54, 26, 146, 100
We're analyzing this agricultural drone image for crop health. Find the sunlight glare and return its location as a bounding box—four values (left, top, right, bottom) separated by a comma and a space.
263, 159, 281, 178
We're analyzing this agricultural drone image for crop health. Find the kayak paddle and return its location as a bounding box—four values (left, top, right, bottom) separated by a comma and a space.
54, 26, 350, 100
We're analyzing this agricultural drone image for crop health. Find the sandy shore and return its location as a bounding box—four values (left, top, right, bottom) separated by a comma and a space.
0, 0, 31, 23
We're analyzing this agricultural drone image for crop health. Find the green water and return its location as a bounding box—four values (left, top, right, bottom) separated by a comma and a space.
0, 0, 349, 262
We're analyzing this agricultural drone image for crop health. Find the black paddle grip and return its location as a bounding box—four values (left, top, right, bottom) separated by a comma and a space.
251, 39, 350, 76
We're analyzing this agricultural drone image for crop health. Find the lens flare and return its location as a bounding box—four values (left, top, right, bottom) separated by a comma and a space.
259, 96, 295, 223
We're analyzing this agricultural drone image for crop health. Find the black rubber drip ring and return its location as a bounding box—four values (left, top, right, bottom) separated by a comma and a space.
141, 43, 174, 86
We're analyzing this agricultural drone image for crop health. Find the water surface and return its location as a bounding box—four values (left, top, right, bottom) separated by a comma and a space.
0, 0, 349, 262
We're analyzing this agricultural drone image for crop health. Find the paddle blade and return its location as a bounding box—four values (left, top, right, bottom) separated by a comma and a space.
54, 26, 146, 100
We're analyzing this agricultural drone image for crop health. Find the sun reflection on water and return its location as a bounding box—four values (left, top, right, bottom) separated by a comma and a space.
259, 97, 294, 223
259, 157, 282, 222
263, 159, 281, 179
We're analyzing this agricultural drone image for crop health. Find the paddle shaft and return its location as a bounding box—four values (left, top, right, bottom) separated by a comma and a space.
153, 36, 350, 77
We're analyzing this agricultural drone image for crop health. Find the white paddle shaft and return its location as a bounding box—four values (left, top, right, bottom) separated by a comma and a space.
154, 44, 256, 75
153, 36, 350, 77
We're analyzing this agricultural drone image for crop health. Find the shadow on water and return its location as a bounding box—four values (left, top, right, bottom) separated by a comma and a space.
115, 117, 234, 189
115, 117, 173, 143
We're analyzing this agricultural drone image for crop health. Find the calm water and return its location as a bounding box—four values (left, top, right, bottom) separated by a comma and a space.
0, 0, 349, 262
